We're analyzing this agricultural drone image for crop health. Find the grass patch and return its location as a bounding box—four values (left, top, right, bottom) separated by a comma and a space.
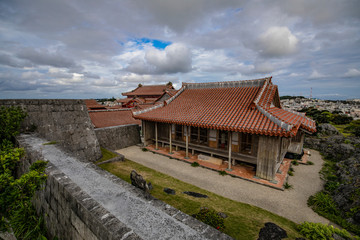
42, 141, 57, 145
100, 159, 304, 239
191, 162, 200, 167
219, 170, 227, 176
306, 161, 314, 165
142, 148, 148, 152
332, 124, 352, 137
96, 147, 118, 163
284, 182, 293, 190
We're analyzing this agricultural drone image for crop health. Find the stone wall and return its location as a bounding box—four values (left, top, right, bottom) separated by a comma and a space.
95, 124, 141, 150
0, 99, 101, 162
18, 138, 140, 240
17, 134, 232, 240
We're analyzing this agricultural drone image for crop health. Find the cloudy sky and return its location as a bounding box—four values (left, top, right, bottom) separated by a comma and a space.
1, 0, 359, 100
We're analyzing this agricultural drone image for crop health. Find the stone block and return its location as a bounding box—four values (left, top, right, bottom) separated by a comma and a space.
71, 211, 86, 237
123, 232, 142, 240
82, 226, 98, 240
50, 196, 58, 215
107, 218, 132, 239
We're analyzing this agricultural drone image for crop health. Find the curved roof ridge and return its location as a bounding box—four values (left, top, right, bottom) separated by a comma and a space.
132, 102, 164, 116
183, 77, 271, 89
256, 105, 293, 132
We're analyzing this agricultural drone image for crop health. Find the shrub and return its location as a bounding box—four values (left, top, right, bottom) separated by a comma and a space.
308, 192, 339, 216
298, 221, 359, 240
219, 170, 227, 176
194, 208, 225, 232
0, 106, 27, 145
0, 106, 48, 239
142, 148, 148, 152
288, 171, 294, 176
191, 162, 200, 167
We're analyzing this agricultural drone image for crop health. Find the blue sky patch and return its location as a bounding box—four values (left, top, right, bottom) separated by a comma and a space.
134, 38, 172, 49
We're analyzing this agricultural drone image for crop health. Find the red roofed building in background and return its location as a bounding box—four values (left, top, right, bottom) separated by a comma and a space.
133, 77, 316, 181
89, 110, 140, 128
120, 83, 177, 108
122, 83, 175, 99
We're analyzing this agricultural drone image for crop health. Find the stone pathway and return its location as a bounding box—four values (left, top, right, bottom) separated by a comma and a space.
118, 145, 330, 224
21, 134, 230, 240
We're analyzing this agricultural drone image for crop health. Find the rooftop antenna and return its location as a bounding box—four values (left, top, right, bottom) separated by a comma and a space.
310, 87, 313, 99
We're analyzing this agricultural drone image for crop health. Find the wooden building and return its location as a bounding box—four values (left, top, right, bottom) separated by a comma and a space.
133, 77, 316, 180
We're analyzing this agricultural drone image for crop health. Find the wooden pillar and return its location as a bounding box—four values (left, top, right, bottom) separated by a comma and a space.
185, 126, 189, 159
155, 122, 158, 150
169, 124, 173, 154
227, 131, 232, 171
143, 121, 146, 146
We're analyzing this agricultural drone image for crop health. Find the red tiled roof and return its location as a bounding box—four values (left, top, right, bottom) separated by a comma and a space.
117, 98, 130, 103
84, 99, 107, 110
133, 77, 316, 137
122, 84, 174, 97
89, 110, 141, 128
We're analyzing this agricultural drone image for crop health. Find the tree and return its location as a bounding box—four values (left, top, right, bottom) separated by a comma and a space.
0, 106, 48, 239
331, 114, 353, 125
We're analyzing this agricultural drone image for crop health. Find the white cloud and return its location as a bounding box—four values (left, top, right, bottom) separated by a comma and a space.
192, 49, 254, 74
21, 71, 43, 79
309, 70, 327, 79
125, 43, 192, 74
344, 68, 360, 78
258, 26, 298, 57
254, 62, 274, 74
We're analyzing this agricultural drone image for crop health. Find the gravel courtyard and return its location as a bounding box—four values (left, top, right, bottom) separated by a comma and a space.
117, 146, 330, 224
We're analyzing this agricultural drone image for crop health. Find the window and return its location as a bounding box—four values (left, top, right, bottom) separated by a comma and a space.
199, 128, 208, 145
240, 133, 252, 154
190, 126, 198, 143
218, 131, 228, 150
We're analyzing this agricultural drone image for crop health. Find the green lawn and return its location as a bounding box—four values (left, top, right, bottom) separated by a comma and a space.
95, 147, 118, 163
100, 159, 304, 240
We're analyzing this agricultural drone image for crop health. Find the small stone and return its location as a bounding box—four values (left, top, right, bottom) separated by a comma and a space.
258, 222, 287, 240
130, 170, 146, 190
183, 191, 208, 198
217, 212, 227, 219
147, 182, 153, 191
164, 188, 176, 195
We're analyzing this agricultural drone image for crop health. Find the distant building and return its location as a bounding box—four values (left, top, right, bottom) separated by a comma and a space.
134, 77, 316, 181
120, 83, 177, 108
122, 83, 176, 99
